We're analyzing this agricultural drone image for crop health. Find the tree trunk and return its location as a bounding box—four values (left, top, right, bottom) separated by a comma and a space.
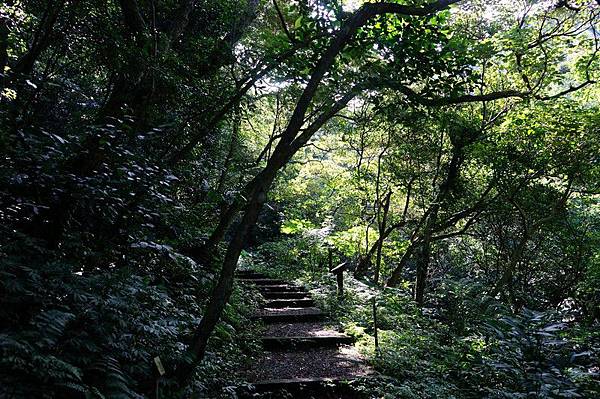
216, 108, 241, 216
386, 240, 417, 287
374, 190, 392, 284
0, 16, 9, 86
183, 185, 268, 372
489, 177, 573, 299
355, 218, 408, 279
178, 157, 283, 382
10, 0, 65, 79
201, 189, 247, 256
389, 129, 471, 297
414, 240, 431, 305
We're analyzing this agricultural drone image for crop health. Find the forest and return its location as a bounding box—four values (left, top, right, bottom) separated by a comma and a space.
1, 0, 599, 397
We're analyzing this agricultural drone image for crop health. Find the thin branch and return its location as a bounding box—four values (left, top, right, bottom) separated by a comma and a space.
431, 212, 481, 241
273, 0, 295, 43
375, 80, 527, 105
289, 89, 360, 153
118, 0, 146, 37
361, 0, 462, 17
536, 79, 597, 100
167, 0, 196, 42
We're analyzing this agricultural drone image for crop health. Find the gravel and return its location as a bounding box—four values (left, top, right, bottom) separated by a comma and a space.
264, 322, 346, 337
256, 307, 324, 317
243, 346, 372, 381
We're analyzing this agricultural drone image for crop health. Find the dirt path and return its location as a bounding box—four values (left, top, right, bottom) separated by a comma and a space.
237, 270, 372, 397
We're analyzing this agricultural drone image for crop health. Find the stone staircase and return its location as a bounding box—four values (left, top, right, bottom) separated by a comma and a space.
236, 270, 372, 398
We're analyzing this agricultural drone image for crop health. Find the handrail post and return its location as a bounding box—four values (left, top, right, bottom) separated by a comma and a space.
330, 261, 347, 300
372, 296, 379, 356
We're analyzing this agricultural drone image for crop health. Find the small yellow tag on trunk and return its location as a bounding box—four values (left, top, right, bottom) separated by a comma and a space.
154, 356, 165, 376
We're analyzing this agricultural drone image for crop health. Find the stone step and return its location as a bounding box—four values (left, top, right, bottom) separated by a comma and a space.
238, 376, 371, 398
262, 335, 354, 350
236, 269, 263, 274
239, 278, 287, 285
265, 322, 341, 337
265, 298, 314, 308
253, 308, 325, 323
262, 291, 310, 299
236, 271, 268, 279
257, 285, 306, 292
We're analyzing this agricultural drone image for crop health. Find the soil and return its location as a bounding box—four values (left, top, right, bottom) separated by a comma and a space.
264, 322, 345, 337
244, 346, 372, 381
256, 307, 323, 317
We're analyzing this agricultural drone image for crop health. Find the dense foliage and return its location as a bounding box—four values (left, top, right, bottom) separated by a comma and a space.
1, 0, 599, 397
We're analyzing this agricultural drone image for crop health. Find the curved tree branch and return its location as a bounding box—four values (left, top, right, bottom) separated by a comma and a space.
273, 0, 295, 43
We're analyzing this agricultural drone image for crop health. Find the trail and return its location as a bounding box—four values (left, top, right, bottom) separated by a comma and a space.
237, 270, 373, 398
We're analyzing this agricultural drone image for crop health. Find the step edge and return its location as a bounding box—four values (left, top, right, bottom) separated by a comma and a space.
261, 335, 353, 341
248, 374, 376, 386
256, 312, 325, 317
268, 298, 314, 302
